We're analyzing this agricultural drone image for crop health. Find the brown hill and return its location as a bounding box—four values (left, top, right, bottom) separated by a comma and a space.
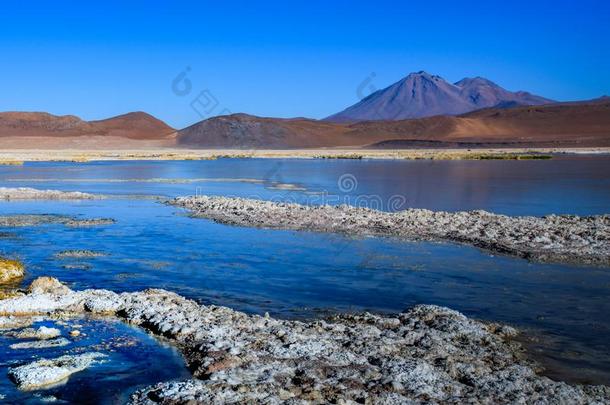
177, 99, 610, 148
0, 111, 175, 148
177, 113, 355, 148
2, 100, 608, 150
365, 98, 610, 148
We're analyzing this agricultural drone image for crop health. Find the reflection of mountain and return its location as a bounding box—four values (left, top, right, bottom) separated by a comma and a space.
344, 159, 582, 216
325, 71, 554, 122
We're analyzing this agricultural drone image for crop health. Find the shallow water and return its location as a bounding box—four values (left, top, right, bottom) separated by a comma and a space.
1, 156, 610, 389
0, 317, 190, 404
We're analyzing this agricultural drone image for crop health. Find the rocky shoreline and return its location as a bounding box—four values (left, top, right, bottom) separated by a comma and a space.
171, 196, 610, 266
1, 277, 609, 403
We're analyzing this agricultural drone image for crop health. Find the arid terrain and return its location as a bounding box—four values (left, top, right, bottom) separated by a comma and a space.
1, 147, 609, 163
0, 111, 175, 149
1, 98, 609, 150
177, 98, 610, 149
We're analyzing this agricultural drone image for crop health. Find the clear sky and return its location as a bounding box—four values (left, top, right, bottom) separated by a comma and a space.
1, 0, 609, 128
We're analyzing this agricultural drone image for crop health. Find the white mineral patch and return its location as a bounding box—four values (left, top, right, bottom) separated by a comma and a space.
171, 195, 610, 266
9, 352, 106, 390
2, 277, 610, 403
10, 337, 71, 350
11, 326, 61, 340
0, 316, 34, 330
0, 187, 99, 201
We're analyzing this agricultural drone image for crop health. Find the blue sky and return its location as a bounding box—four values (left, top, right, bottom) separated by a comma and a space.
1, 0, 609, 128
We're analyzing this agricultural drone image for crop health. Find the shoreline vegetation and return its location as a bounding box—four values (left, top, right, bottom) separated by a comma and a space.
0, 147, 609, 163
1, 277, 609, 403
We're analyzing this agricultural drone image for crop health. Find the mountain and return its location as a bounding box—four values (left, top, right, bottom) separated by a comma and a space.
177, 113, 352, 148
1, 94, 607, 150
363, 97, 610, 148
177, 99, 610, 149
0, 111, 175, 148
325, 71, 554, 122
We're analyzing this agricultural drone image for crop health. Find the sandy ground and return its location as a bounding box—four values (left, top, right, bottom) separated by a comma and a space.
0, 147, 609, 163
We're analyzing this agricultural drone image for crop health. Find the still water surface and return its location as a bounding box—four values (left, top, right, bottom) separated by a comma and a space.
1, 156, 609, 396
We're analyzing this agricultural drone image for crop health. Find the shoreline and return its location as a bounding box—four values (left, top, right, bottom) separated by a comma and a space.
1, 277, 609, 403
1, 147, 610, 163
171, 195, 610, 266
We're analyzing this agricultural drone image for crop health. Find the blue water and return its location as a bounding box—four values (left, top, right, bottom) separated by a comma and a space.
0, 155, 608, 215
1, 156, 610, 389
0, 317, 190, 404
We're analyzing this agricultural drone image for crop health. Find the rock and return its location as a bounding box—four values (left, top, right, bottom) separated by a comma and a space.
1, 278, 609, 403
69, 330, 80, 337
0, 289, 25, 300
54, 250, 107, 259
11, 326, 61, 340
0, 257, 25, 284
10, 337, 71, 350
28, 277, 71, 295
170, 195, 610, 266
0, 187, 99, 201
64, 218, 116, 227
0, 214, 115, 228
0, 316, 34, 330
61, 263, 92, 270
8, 352, 106, 390
0, 214, 68, 227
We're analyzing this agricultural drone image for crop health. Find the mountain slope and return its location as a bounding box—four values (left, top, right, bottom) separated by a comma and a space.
364, 98, 610, 147
177, 113, 352, 148
177, 99, 610, 148
325, 71, 554, 122
0, 111, 174, 139
0, 111, 176, 149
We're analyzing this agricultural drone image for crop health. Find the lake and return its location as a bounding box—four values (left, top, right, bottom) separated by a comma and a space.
1, 155, 609, 399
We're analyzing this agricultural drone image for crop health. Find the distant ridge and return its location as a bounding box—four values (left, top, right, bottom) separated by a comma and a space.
325, 71, 554, 122
0, 111, 174, 139
0, 111, 175, 148
177, 99, 610, 149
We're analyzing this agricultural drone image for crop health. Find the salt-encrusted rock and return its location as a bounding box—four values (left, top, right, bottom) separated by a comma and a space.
82, 289, 122, 313
54, 250, 107, 259
0, 277, 608, 403
0, 257, 25, 284
28, 277, 71, 295
171, 196, 610, 266
10, 337, 70, 350
8, 352, 106, 390
64, 218, 116, 227
0, 316, 34, 330
0, 214, 115, 228
0, 289, 24, 300
10, 326, 61, 340
61, 263, 92, 270
0, 187, 99, 201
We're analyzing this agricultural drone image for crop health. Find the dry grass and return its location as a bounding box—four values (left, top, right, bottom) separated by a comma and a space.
0, 147, 605, 162
0, 160, 24, 165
